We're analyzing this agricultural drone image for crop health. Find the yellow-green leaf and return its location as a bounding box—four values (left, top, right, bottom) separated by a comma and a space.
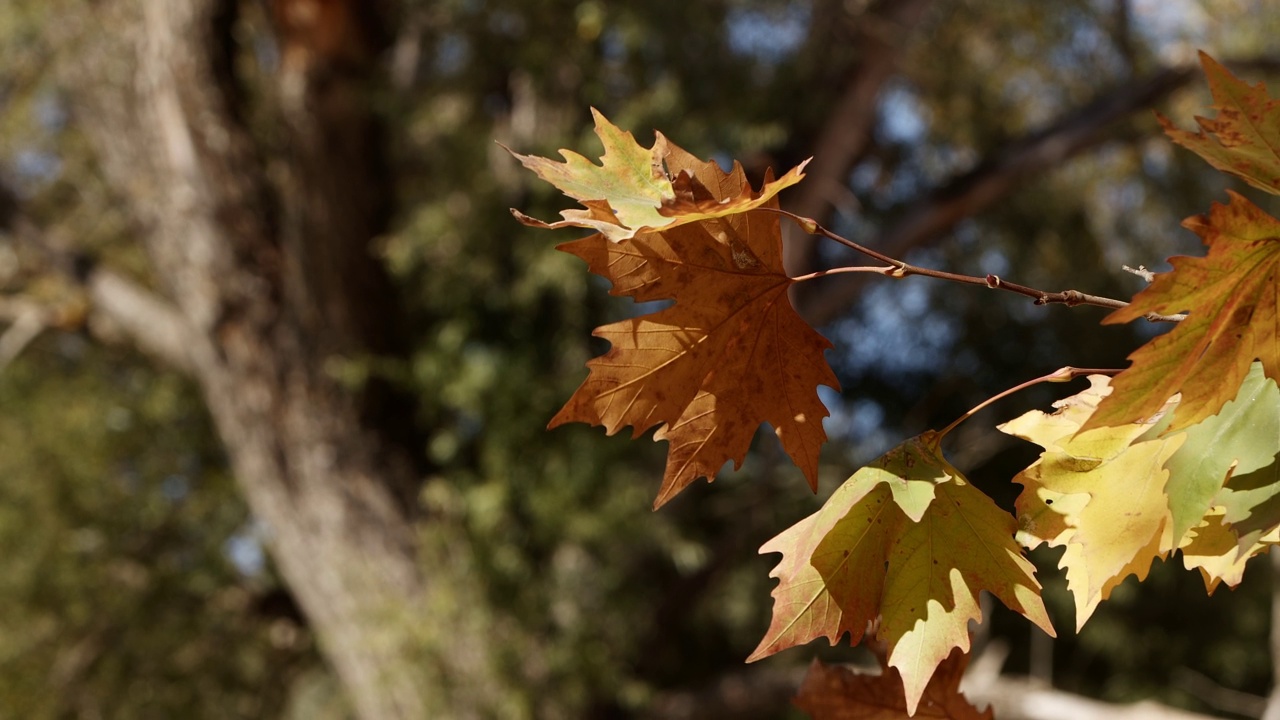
751, 434, 1052, 713
1151, 362, 1280, 546
1180, 511, 1277, 594
1000, 376, 1183, 629
508, 109, 807, 242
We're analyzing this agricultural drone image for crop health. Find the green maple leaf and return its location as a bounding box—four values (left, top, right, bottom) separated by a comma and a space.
1214, 458, 1280, 551
750, 433, 1053, 713
1160, 52, 1280, 195
1084, 190, 1280, 433
1148, 362, 1280, 546
507, 108, 807, 242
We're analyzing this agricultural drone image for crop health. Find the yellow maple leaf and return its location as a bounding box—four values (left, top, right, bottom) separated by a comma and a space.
1179, 510, 1277, 594
1000, 376, 1184, 629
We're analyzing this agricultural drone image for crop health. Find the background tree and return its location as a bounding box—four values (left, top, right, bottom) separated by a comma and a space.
2, 1, 1280, 718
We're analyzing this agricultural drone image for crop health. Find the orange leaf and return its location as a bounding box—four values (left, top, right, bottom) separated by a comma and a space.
794, 651, 992, 720
549, 154, 838, 506
1159, 52, 1280, 195
1085, 191, 1280, 432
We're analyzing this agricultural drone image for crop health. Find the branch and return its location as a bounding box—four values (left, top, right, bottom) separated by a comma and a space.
2, 205, 200, 374
0, 299, 46, 372
778, 210, 1187, 323
782, 0, 933, 276
1262, 553, 1280, 720
83, 267, 200, 374
796, 54, 1280, 327
643, 645, 1231, 720
963, 642, 1228, 720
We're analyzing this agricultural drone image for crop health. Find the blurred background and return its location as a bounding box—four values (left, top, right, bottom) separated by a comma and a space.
1, 1, 1279, 718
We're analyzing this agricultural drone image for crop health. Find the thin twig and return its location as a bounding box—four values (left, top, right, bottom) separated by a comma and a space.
789, 265, 889, 283
771, 209, 1187, 323
1122, 264, 1156, 282
935, 366, 1121, 441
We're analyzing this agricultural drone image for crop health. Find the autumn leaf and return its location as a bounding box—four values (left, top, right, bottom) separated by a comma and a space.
751, 434, 1052, 713
1159, 52, 1280, 195
1180, 511, 1277, 594
1214, 458, 1280, 551
1000, 377, 1183, 629
1084, 190, 1280, 433
1005, 369, 1280, 610
507, 108, 807, 242
793, 651, 991, 720
1150, 361, 1280, 546
543, 141, 837, 507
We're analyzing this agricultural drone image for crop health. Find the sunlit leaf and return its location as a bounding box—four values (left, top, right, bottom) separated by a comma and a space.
751, 434, 1052, 713
508, 109, 807, 242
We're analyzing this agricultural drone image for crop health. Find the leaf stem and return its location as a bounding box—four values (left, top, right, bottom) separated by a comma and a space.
770, 209, 1186, 323
789, 266, 891, 283
934, 366, 1122, 441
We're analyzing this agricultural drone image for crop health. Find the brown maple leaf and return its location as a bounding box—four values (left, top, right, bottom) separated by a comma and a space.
1085, 191, 1280, 432
546, 141, 837, 507
793, 651, 992, 720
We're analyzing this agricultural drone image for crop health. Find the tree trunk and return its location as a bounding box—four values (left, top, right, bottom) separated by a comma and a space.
62, 2, 495, 717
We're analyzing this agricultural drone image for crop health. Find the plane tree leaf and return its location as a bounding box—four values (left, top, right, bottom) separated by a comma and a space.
507, 108, 807, 242
793, 650, 991, 720
1085, 190, 1280, 433
1180, 511, 1278, 594
750, 434, 1053, 713
1003, 369, 1280, 621
1148, 362, 1280, 546
1214, 458, 1280, 550
539, 146, 837, 508
1000, 377, 1184, 629
1160, 52, 1280, 195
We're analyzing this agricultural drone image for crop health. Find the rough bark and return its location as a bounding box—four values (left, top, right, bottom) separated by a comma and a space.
61, 2, 492, 718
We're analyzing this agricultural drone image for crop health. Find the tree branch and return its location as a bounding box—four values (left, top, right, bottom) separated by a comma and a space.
83, 267, 200, 374
1, 204, 200, 374
642, 645, 1229, 720
958, 641, 1229, 720
795, 55, 1280, 327
777, 210, 1187, 322
782, 0, 933, 277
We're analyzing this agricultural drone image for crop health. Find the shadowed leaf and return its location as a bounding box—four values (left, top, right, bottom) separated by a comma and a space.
794, 651, 991, 719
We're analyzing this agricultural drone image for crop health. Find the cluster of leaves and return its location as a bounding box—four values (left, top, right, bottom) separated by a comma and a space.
511, 53, 1280, 717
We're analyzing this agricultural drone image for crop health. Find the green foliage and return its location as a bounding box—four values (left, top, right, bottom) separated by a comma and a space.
0, 340, 312, 718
